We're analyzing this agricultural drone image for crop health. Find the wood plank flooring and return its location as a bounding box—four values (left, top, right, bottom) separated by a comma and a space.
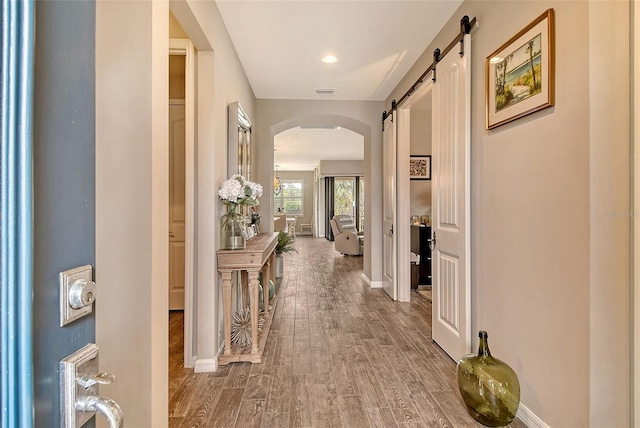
169, 237, 526, 428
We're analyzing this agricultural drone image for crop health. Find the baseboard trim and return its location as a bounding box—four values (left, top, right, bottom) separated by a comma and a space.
194, 358, 217, 373
361, 273, 383, 289
516, 402, 549, 428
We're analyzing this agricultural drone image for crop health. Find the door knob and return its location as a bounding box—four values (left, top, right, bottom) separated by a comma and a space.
76, 396, 123, 428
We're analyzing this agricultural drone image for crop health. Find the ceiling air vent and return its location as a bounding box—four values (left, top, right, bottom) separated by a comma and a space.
315, 88, 336, 94
299, 125, 340, 130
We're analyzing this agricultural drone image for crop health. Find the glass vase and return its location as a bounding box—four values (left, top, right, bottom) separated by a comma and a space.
456, 331, 520, 427
220, 205, 246, 250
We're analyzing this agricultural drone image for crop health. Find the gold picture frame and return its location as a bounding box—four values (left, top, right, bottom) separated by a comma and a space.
486, 9, 555, 129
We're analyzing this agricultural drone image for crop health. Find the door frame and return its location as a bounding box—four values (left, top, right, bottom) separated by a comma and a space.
634, 0, 640, 421
396, 80, 434, 303
382, 113, 398, 300
169, 39, 196, 368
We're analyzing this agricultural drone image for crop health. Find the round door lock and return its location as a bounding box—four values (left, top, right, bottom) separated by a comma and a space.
68, 278, 97, 309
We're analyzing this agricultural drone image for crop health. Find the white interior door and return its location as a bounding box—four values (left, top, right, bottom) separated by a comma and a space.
169, 100, 186, 310
432, 34, 471, 361
382, 113, 397, 300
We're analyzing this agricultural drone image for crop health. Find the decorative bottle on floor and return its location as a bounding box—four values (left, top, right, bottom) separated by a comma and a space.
456, 331, 520, 427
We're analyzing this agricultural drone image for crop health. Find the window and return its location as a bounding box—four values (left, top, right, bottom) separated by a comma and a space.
333, 177, 364, 232
274, 180, 303, 215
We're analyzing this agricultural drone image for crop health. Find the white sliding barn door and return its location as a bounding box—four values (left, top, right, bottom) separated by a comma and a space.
382, 113, 397, 300
432, 34, 471, 361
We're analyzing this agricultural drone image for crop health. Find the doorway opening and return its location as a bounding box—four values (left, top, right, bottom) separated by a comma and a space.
324, 176, 364, 240
273, 125, 364, 240
407, 90, 433, 304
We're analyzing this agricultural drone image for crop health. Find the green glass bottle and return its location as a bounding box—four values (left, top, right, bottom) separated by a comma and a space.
456, 331, 520, 427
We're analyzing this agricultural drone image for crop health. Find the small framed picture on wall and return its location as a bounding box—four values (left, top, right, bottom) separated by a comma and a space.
409, 155, 431, 180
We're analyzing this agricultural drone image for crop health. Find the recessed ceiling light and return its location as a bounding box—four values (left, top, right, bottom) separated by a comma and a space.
322, 55, 337, 64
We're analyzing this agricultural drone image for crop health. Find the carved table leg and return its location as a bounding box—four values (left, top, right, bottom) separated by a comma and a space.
262, 258, 271, 314
221, 271, 233, 356
248, 270, 260, 354
269, 253, 276, 285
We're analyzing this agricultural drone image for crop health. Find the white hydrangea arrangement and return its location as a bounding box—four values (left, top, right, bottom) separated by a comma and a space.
218, 175, 263, 208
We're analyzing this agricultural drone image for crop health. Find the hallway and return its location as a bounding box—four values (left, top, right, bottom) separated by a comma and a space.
169, 237, 525, 427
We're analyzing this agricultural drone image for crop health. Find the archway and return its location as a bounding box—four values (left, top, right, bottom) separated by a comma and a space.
254, 107, 382, 287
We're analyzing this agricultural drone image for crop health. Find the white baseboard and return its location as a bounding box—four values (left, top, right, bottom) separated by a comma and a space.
361, 273, 383, 288
194, 358, 217, 373
183, 355, 196, 369
516, 402, 549, 428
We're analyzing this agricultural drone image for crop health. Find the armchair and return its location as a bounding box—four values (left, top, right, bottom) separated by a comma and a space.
330, 215, 364, 256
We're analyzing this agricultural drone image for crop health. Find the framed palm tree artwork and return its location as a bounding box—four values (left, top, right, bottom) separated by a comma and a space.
486, 9, 555, 129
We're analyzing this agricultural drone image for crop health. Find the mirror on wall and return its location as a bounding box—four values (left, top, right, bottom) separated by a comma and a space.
227, 102, 252, 180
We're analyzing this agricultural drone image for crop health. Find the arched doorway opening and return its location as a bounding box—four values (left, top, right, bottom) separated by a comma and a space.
273, 125, 364, 239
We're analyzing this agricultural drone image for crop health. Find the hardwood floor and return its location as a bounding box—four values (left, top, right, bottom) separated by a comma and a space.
169, 237, 526, 428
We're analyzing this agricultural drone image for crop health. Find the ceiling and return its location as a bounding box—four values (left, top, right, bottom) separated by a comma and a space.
275, 126, 363, 171
216, 0, 463, 101
218, 1, 461, 171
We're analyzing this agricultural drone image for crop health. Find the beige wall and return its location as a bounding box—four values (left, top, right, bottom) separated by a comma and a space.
317, 163, 365, 238
409, 105, 432, 218
276, 170, 315, 234
255, 99, 384, 284
386, 0, 631, 426
171, 0, 256, 372
96, 0, 256, 425
318, 159, 365, 177
96, 2, 168, 427
169, 10, 187, 38
588, 1, 630, 426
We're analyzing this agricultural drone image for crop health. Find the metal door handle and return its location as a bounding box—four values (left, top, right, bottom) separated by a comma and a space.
61, 344, 124, 428
76, 396, 123, 428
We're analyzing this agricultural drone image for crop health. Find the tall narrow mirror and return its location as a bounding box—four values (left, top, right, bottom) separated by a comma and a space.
227, 102, 252, 180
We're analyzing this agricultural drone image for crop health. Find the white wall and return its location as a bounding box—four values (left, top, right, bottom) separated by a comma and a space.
387, 1, 631, 426
255, 99, 384, 284
96, 0, 256, 425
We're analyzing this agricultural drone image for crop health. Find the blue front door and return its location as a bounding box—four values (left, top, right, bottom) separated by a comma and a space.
1, 1, 97, 427
32, 1, 97, 425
